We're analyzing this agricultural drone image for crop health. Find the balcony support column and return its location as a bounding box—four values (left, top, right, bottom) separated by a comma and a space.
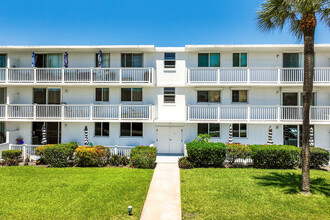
61, 68, 65, 83
277, 68, 281, 84
277, 105, 281, 122
33, 68, 37, 83
5, 68, 8, 83
90, 104, 93, 120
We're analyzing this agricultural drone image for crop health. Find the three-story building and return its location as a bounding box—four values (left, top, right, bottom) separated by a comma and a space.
0, 44, 329, 154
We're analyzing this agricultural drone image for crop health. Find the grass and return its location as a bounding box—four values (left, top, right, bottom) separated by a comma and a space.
181, 168, 330, 220
0, 166, 154, 220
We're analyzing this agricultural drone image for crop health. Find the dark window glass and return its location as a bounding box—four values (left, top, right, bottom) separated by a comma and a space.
239, 90, 247, 102
165, 53, 175, 60
164, 61, 176, 68
133, 54, 143, 67
95, 122, 102, 136
121, 53, 142, 67
210, 53, 220, 67
0, 54, 6, 68
209, 91, 220, 102
198, 53, 209, 67
164, 87, 175, 103
103, 122, 109, 136
103, 88, 109, 101
132, 123, 143, 136
0, 122, 5, 143
233, 124, 240, 137
132, 88, 142, 101
197, 123, 208, 135
232, 90, 240, 102
47, 88, 61, 104
233, 53, 240, 67
283, 53, 299, 68
209, 124, 220, 137
33, 88, 46, 104
240, 124, 247, 137
241, 53, 247, 67
120, 123, 131, 136
121, 88, 131, 101
96, 88, 102, 101
197, 91, 208, 102
0, 88, 6, 104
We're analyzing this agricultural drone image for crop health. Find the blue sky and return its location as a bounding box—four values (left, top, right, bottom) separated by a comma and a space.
0, 0, 329, 46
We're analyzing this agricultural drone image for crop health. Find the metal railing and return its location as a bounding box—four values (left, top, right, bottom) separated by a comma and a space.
2, 104, 154, 121
187, 105, 330, 122
187, 67, 330, 84
0, 67, 153, 84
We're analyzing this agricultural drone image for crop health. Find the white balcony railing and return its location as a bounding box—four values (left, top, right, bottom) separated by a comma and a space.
0, 104, 154, 121
187, 67, 330, 84
187, 105, 330, 122
0, 67, 153, 84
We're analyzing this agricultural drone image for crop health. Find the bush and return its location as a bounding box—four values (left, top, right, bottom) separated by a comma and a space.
178, 157, 194, 169
43, 144, 72, 167
310, 147, 330, 168
130, 146, 156, 169
35, 144, 54, 164
110, 155, 129, 167
74, 145, 110, 167
2, 150, 22, 166
250, 145, 301, 169
226, 143, 251, 165
186, 142, 226, 167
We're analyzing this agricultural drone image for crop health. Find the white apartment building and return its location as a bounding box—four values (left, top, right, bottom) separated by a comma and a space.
0, 44, 329, 155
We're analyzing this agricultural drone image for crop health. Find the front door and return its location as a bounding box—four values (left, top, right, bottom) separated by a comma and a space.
156, 127, 183, 154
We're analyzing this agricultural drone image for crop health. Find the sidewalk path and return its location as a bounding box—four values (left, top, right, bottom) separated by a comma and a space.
140, 162, 181, 220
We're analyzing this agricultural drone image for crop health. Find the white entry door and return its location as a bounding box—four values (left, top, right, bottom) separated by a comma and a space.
156, 127, 183, 154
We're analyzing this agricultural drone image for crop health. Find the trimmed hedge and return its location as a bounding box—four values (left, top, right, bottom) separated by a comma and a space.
43, 144, 72, 167
2, 150, 22, 166
178, 156, 194, 169
186, 142, 226, 167
310, 147, 330, 168
74, 145, 110, 167
226, 143, 250, 165
130, 146, 156, 169
250, 145, 301, 169
110, 155, 129, 167
35, 144, 54, 164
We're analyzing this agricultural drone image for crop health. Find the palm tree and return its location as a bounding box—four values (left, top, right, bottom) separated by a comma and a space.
257, 0, 330, 194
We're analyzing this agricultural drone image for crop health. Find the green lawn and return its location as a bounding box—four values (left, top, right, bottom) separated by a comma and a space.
0, 166, 154, 220
181, 168, 330, 220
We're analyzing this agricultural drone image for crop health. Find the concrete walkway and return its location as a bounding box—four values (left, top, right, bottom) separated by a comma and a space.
140, 160, 181, 220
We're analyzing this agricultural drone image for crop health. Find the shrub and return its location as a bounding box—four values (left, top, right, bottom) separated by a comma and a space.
226, 143, 251, 165
250, 145, 301, 169
186, 142, 226, 167
110, 155, 129, 167
74, 145, 110, 167
2, 150, 22, 166
35, 144, 54, 164
178, 157, 193, 169
43, 144, 72, 167
193, 134, 212, 143
309, 147, 330, 168
130, 146, 156, 169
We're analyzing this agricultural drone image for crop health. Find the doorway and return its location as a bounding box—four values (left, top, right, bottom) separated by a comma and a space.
33, 88, 61, 104
32, 122, 61, 145
283, 125, 314, 147
156, 127, 183, 154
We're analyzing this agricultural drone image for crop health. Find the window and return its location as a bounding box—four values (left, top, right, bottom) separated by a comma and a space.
198, 123, 220, 137
197, 91, 220, 103
121, 53, 143, 67
95, 88, 109, 102
0, 54, 6, 68
283, 53, 299, 68
164, 87, 175, 103
121, 88, 142, 102
164, 53, 175, 68
232, 90, 247, 103
233, 124, 247, 138
198, 53, 220, 67
96, 53, 110, 67
95, 122, 109, 136
233, 53, 247, 67
35, 54, 62, 68
120, 123, 143, 137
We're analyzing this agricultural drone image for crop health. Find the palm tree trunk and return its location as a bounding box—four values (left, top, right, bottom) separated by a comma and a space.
301, 30, 315, 194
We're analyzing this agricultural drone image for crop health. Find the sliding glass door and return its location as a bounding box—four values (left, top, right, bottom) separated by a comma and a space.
32, 122, 61, 145
33, 88, 61, 104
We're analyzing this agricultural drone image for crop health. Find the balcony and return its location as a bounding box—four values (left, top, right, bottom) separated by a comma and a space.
187, 67, 330, 85
0, 104, 154, 121
0, 67, 154, 85
187, 105, 330, 123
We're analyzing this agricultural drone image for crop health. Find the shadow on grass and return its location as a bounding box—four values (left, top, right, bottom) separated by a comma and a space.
254, 172, 330, 196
